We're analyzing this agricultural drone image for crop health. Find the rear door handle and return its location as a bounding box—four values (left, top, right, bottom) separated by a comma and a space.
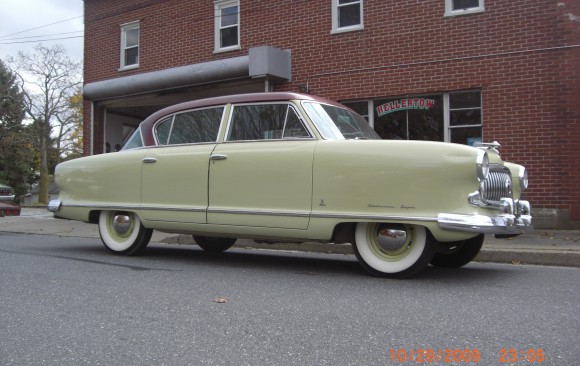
210, 154, 227, 161
142, 157, 157, 164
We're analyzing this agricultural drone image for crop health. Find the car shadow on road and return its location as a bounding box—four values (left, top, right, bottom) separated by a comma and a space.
144, 244, 365, 276
40, 240, 523, 282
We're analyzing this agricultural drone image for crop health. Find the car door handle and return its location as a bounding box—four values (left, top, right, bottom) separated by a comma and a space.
210, 154, 227, 161
142, 157, 157, 164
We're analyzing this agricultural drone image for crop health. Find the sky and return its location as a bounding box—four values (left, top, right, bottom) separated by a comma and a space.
0, 0, 84, 63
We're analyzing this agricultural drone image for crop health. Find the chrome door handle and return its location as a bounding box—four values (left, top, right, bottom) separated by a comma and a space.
142, 157, 157, 164
210, 154, 227, 161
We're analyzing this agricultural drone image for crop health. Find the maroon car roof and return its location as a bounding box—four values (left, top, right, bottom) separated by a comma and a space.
139, 92, 343, 146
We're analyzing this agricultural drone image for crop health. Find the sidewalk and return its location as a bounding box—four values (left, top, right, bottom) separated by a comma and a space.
2, 208, 579, 268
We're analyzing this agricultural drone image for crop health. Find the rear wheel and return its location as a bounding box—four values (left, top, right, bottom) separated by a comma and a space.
98, 211, 152, 255
193, 236, 237, 252
352, 223, 435, 278
430, 234, 484, 268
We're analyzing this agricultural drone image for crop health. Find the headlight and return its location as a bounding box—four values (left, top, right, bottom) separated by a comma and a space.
476, 150, 489, 182
519, 167, 529, 190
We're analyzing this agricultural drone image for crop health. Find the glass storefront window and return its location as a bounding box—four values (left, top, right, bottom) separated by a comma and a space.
342, 90, 482, 146
371, 95, 443, 141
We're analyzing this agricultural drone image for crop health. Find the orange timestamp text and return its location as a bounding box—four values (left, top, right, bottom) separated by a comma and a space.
389, 348, 481, 363
388, 348, 546, 363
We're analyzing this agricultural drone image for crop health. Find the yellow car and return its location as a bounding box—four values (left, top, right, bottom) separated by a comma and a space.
49, 92, 532, 278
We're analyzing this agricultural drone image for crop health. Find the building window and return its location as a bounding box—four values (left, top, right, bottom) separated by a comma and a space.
342, 90, 482, 145
331, 0, 363, 34
215, 0, 240, 52
445, 0, 485, 16
447, 91, 482, 145
120, 21, 139, 70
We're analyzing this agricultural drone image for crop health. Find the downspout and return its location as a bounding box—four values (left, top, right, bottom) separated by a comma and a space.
90, 101, 94, 156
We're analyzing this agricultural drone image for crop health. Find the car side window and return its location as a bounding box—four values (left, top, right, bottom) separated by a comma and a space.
121, 127, 144, 150
155, 117, 173, 145
283, 107, 310, 138
227, 103, 310, 141
155, 107, 224, 145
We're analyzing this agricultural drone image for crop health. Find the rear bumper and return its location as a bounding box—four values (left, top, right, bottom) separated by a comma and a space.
438, 199, 532, 235
47, 200, 62, 212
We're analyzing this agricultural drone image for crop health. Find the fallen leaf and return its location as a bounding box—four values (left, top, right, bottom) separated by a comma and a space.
511, 259, 521, 265
213, 297, 229, 304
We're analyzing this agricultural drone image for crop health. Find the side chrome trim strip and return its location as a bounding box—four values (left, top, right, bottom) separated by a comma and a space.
59, 203, 440, 223
310, 212, 438, 222
207, 208, 310, 218
61, 202, 206, 213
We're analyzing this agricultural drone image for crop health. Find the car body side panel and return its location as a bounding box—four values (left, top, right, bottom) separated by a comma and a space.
54, 149, 148, 221
140, 144, 216, 223
309, 140, 487, 242
207, 140, 316, 229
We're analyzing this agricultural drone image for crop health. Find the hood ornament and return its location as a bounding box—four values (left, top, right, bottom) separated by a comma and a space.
475, 140, 501, 155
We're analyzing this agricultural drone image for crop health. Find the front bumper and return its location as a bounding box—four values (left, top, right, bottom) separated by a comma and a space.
438, 199, 532, 235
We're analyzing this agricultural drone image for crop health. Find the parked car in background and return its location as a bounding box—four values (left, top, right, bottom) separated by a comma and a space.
0, 183, 20, 217
49, 92, 532, 278
0, 184, 15, 201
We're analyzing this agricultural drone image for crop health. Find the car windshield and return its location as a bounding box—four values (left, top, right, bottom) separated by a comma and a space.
302, 102, 380, 140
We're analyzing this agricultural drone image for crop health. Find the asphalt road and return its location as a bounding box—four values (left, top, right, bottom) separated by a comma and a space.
1, 233, 578, 366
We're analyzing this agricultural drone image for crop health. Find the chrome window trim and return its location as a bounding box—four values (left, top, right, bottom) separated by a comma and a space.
152, 105, 227, 146
224, 102, 315, 142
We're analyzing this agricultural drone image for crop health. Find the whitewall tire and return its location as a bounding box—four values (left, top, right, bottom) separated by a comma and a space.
98, 211, 153, 255
353, 223, 435, 278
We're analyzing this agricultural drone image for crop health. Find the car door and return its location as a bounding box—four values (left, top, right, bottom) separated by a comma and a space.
207, 103, 315, 230
140, 107, 224, 223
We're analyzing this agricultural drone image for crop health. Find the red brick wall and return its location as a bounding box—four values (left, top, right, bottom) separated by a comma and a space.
84, 0, 580, 225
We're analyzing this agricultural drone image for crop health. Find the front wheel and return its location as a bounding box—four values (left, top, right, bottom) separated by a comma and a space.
98, 211, 153, 255
430, 234, 484, 268
352, 223, 435, 278
193, 236, 237, 252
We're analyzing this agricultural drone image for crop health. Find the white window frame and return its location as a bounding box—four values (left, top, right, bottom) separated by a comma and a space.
445, 0, 485, 17
331, 0, 364, 34
120, 21, 140, 71
444, 91, 483, 144
214, 0, 240, 53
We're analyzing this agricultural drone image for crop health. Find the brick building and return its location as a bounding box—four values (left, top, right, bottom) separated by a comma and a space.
82, 0, 580, 228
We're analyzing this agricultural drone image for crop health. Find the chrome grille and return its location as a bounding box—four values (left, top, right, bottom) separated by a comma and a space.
483, 170, 512, 203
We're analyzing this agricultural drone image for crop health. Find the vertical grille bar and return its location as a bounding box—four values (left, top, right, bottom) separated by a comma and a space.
483, 170, 511, 203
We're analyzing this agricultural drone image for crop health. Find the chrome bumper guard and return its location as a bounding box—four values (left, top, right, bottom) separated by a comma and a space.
47, 200, 62, 213
438, 199, 532, 235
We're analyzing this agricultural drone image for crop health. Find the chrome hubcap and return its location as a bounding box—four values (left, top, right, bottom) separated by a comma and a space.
112, 214, 131, 235
376, 225, 408, 253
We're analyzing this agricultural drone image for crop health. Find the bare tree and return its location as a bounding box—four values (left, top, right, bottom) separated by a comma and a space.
8, 44, 82, 204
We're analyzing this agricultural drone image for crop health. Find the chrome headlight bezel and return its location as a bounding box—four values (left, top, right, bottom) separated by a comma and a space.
476, 150, 489, 182
519, 167, 529, 190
